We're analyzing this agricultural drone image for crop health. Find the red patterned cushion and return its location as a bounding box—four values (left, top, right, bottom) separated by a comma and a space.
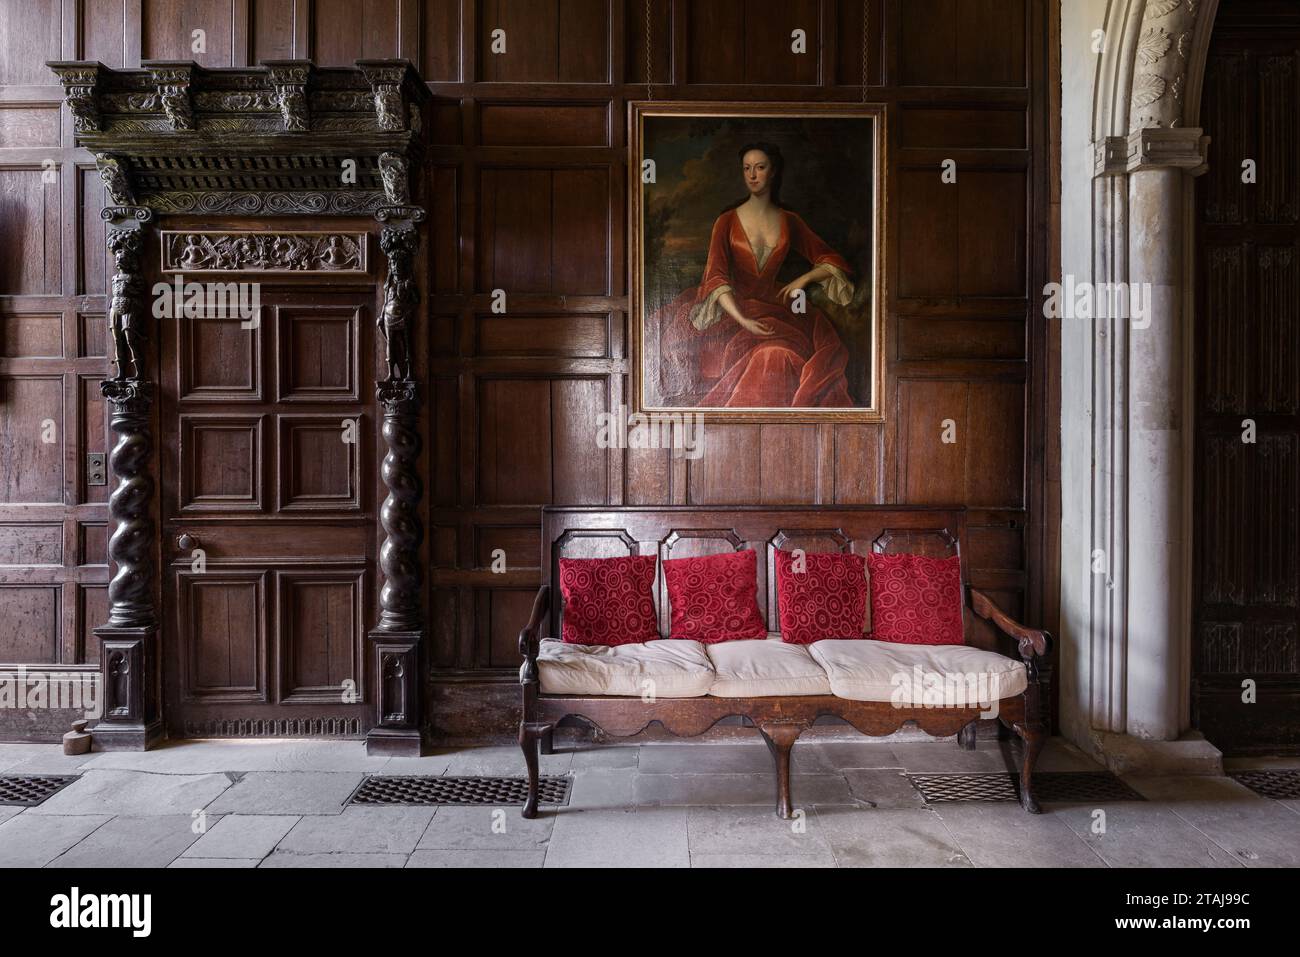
558, 555, 659, 646
867, 553, 964, 645
662, 549, 767, 643
774, 550, 868, 645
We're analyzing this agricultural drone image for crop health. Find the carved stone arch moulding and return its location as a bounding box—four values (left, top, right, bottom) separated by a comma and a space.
1092, 0, 1222, 140
1075, 0, 1223, 755
47, 57, 433, 754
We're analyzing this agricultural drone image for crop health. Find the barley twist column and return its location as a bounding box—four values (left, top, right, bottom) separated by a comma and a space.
367, 204, 428, 756
94, 205, 163, 750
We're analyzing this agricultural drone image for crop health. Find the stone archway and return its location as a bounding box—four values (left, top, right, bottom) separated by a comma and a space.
1058, 0, 1223, 773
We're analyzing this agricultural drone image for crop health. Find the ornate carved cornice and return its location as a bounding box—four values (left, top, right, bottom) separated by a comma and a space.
49, 61, 102, 132
145, 61, 195, 131
264, 59, 312, 131
357, 60, 426, 133
46, 58, 430, 216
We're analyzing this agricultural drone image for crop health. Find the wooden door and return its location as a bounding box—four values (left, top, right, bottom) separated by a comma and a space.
160, 272, 378, 738
1193, 1, 1300, 754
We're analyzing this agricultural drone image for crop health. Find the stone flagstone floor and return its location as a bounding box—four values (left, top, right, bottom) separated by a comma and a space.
1, 737, 1297, 868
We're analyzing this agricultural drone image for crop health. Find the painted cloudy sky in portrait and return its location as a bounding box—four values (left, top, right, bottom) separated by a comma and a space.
642, 115, 875, 298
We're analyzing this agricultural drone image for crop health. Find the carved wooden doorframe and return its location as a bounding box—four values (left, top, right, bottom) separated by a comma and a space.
47, 57, 431, 755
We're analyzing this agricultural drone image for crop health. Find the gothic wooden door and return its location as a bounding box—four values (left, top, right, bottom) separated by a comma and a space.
157, 227, 379, 737
1193, 3, 1300, 754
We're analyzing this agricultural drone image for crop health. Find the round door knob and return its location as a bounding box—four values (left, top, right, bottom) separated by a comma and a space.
176, 532, 200, 552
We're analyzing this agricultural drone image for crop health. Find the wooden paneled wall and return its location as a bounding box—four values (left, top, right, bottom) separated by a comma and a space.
0, 0, 1056, 742
422, 0, 1054, 738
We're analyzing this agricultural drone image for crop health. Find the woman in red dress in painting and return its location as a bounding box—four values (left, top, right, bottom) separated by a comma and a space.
656, 142, 856, 408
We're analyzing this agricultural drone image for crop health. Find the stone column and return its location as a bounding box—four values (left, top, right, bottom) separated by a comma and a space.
366, 201, 428, 756
1124, 128, 1208, 741
93, 205, 163, 750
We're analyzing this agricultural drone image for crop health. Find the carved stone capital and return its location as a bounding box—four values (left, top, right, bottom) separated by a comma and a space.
1126, 126, 1210, 174
101, 376, 154, 413
144, 60, 196, 131
375, 204, 426, 224
1093, 136, 1129, 178
376, 377, 420, 411
101, 205, 153, 225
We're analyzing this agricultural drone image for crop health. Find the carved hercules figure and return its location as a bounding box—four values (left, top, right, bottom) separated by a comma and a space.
107, 229, 146, 380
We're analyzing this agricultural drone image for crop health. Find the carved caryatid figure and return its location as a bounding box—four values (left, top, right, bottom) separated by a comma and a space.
378, 227, 419, 381
107, 229, 146, 379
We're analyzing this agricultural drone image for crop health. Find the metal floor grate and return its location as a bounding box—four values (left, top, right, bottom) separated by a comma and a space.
1230, 769, 1300, 800
0, 775, 79, 806
347, 775, 571, 807
908, 771, 1145, 804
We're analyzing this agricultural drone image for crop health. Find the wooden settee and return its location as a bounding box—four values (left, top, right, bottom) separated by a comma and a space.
517, 506, 1051, 818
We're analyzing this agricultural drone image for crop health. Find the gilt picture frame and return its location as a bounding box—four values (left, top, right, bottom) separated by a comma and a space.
630, 101, 886, 423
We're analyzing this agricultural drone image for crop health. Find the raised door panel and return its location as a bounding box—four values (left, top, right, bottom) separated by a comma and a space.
177, 572, 268, 702
276, 306, 361, 403
278, 569, 365, 702
180, 314, 263, 402
179, 415, 265, 512
277, 415, 363, 512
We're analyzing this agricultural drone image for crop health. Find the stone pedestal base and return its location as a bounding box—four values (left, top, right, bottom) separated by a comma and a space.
366, 629, 427, 756
1086, 730, 1223, 776
92, 624, 163, 751
365, 725, 429, 757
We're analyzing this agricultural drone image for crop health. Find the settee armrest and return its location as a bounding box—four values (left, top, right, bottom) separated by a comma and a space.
518, 585, 550, 685
970, 588, 1052, 662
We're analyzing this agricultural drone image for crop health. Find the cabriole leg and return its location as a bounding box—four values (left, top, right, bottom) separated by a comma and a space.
758, 723, 804, 819
519, 721, 549, 818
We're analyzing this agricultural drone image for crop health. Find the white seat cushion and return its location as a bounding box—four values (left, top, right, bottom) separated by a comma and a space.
808, 639, 1027, 704
706, 637, 832, 697
537, 639, 715, 697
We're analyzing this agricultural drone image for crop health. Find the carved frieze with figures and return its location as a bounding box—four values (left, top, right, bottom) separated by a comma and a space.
160, 231, 368, 274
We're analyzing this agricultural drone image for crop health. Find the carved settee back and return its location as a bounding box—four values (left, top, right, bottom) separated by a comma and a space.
539, 506, 998, 651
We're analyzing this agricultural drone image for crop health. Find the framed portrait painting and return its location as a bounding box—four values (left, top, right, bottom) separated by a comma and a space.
630, 102, 886, 423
